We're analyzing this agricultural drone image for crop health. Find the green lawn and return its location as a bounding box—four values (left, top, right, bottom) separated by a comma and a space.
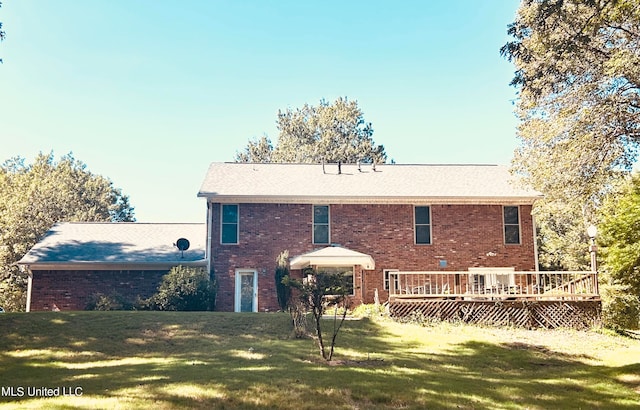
0, 311, 639, 409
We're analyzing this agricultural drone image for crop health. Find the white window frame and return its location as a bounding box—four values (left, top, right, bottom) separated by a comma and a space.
384, 269, 400, 292
316, 266, 355, 296
221, 204, 239, 245
313, 205, 330, 245
503, 205, 521, 245
414, 205, 432, 245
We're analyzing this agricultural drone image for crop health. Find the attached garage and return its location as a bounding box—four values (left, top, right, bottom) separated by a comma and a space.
17, 222, 207, 311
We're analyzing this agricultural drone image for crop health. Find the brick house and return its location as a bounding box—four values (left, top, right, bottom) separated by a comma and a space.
18, 223, 206, 311
18, 162, 601, 326
197, 162, 541, 312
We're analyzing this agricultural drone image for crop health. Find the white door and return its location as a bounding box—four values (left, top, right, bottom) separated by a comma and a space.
235, 270, 257, 312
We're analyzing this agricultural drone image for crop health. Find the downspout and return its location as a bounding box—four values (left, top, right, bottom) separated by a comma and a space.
532, 209, 540, 272
25, 266, 33, 312
531, 208, 541, 296
360, 265, 365, 305
206, 201, 213, 278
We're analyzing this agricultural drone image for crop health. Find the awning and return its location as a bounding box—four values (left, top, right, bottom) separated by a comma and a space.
290, 246, 375, 270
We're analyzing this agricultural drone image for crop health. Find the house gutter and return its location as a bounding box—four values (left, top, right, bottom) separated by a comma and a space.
17, 261, 208, 271
197, 194, 541, 206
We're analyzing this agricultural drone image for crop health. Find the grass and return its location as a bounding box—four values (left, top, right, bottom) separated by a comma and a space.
0, 312, 639, 409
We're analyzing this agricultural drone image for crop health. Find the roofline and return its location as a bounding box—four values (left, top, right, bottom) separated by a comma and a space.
48, 222, 205, 226
198, 195, 541, 205
18, 260, 208, 271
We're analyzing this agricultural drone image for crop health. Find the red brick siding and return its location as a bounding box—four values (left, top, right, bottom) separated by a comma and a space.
30, 270, 167, 311
210, 203, 536, 312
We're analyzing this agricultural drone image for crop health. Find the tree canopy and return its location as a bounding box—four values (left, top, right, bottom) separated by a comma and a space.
235, 97, 387, 164
0, 152, 135, 311
0, 1, 5, 63
502, 0, 639, 207
600, 173, 640, 328
502, 0, 640, 269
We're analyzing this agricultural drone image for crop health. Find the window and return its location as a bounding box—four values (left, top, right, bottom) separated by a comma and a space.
317, 266, 354, 296
414, 206, 431, 244
221, 204, 239, 244
384, 269, 400, 292
503, 206, 520, 244
313, 205, 330, 244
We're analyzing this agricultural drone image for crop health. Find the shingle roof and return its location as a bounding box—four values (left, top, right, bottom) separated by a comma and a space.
17, 222, 207, 269
198, 162, 540, 204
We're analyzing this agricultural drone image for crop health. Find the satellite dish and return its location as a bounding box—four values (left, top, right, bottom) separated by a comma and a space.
176, 238, 190, 251
175, 238, 190, 258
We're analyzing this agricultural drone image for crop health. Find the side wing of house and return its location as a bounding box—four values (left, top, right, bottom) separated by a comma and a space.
17, 223, 207, 311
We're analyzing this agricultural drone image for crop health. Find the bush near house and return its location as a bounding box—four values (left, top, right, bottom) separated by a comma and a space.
144, 266, 216, 311
85, 292, 134, 311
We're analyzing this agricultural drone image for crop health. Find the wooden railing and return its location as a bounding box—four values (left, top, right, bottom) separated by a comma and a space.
388, 271, 599, 301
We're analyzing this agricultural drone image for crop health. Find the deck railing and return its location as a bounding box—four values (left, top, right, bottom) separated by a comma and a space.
388, 271, 599, 301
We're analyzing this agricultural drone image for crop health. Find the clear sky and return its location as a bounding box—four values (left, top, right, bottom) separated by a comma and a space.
0, 1, 521, 223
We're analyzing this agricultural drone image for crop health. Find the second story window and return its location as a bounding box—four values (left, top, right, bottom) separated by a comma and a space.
221, 204, 239, 244
503, 206, 520, 244
313, 205, 330, 244
415, 206, 431, 245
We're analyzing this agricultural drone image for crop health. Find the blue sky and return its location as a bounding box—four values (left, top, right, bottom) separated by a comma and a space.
0, 1, 521, 222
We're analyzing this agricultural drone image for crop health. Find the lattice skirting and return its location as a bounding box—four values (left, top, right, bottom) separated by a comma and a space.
388, 299, 602, 329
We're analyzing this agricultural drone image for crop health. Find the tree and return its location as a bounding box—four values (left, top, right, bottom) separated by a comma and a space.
599, 173, 640, 329
501, 0, 640, 269
235, 97, 387, 164
275, 250, 291, 311
285, 267, 352, 361
0, 152, 135, 311
0, 1, 5, 63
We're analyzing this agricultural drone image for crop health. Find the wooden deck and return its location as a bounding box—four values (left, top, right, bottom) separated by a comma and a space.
387, 270, 601, 329
387, 270, 600, 302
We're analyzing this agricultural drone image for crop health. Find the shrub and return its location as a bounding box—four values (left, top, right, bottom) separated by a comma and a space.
86, 292, 133, 311
146, 266, 216, 311
601, 284, 640, 330
275, 250, 291, 311
351, 303, 388, 319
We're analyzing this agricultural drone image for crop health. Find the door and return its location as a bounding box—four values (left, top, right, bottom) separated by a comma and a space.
235, 270, 257, 312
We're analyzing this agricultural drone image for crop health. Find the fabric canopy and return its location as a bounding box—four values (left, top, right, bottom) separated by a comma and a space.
289, 246, 375, 270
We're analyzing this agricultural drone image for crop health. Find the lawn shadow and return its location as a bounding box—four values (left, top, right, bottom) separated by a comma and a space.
1, 312, 639, 409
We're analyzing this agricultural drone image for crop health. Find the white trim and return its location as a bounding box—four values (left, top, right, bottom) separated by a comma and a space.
290, 246, 375, 270
206, 201, 213, 275
532, 212, 540, 271
316, 266, 355, 296
221, 204, 239, 245
383, 269, 399, 291
414, 205, 432, 245
234, 269, 258, 312
312, 204, 330, 245
503, 205, 521, 245
203, 195, 539, 205
18, 261, 207, 271
25, 270, 33, 312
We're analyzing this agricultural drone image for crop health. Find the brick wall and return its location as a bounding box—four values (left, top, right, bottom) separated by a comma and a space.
210, 203, 536, 312
30, 270, 167, 311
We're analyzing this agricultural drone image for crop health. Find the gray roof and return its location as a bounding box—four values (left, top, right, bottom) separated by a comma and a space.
18, 222, 207, 270
198, 162, 540, 204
